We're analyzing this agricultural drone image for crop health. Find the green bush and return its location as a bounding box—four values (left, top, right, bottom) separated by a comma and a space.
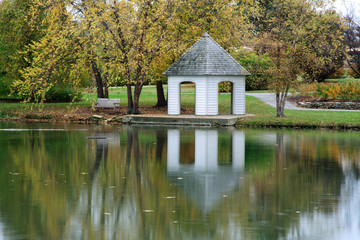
235, 51, 274, 91
44, 87, 82, 102
0, 75, 11, 96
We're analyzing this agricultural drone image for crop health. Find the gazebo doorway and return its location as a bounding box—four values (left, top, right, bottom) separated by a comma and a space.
218, 81, 233, 115
180, 82, 196, 114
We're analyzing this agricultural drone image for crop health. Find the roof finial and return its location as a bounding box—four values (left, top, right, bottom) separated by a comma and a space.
202, 32, 210, 37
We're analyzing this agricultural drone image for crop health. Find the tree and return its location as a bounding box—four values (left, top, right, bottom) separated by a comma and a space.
85, 0, 183, 114
0, 0, 44, 95
296, 11, 346, 82
344, 15, 360, 78
254, 0, 345, 117
13, 0, 86, 103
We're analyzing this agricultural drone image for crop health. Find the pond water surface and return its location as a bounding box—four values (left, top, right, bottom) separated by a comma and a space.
0, 122, 360, 240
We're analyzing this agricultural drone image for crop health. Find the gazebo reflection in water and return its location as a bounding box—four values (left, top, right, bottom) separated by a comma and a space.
167, 128, 245, 212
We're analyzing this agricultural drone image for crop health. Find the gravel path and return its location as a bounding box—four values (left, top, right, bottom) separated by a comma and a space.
246, 93, 360, 112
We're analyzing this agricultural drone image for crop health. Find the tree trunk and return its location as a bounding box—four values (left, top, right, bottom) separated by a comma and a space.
155, 80, 167, 107
91, 60, 104, 98
104, 74, 109, 98
132, 82, 143, 114
276, 88, 289, 118
127, 84, 133, 114
276, 92, 285, 117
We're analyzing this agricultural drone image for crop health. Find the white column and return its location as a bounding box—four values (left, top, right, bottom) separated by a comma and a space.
195, 79, 207, 115
168, 78, 180, 115
232, 130, 245, 171
232, 77, 245, 115
167, 129, 180, 171
206, 78, 219, 115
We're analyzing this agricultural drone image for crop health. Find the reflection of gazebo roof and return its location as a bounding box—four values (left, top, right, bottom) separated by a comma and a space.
164, 32, 250, 76
167, 165, 244, 212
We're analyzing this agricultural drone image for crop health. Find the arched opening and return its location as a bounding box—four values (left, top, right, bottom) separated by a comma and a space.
180, 81, 196, 114
218, 81, 233, 114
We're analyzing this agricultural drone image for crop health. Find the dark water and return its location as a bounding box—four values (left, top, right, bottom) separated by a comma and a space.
0, 122, 360, 240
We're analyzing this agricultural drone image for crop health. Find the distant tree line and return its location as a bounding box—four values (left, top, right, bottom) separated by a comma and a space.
0, 0, 354, 116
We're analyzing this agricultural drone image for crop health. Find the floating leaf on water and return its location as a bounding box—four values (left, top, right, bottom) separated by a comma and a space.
143, 210, 154, 213
164, 196, 176, 199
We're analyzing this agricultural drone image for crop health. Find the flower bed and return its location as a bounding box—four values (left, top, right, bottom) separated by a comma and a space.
296, 81, 360, 100
291, 81, 360, 109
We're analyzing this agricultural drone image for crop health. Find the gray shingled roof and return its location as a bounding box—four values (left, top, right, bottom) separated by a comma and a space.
164, 32, 250, 76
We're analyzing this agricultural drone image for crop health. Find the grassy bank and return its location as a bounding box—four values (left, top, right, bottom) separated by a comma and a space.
0, 85, 359, 129
238, 96, 360, 129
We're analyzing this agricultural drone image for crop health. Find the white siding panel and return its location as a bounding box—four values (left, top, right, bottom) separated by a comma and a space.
207, 78, 219, 115
167, 77, 180, 115
195, 79, 207, 115
232, 77, 245, 115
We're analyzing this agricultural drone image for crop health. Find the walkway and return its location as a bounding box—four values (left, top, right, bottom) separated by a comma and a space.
246, 93, 360, 112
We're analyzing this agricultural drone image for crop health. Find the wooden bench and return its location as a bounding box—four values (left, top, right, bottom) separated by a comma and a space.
93, 98, 120, 112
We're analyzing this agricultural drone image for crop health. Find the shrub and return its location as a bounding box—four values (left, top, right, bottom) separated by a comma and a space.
235, 51, 274, 91
316, 83, 341, 99
44, 87, 82, 103
298, 81, 360, 100
296, 83, 318, 95
0, 75, 11, 96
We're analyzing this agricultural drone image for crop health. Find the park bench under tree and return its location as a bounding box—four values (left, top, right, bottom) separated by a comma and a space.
93, 98, 120, 112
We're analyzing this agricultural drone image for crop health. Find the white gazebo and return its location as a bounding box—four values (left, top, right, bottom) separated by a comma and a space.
164, 33, 250, 115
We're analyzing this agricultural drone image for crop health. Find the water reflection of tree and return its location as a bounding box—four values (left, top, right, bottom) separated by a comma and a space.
1, 128, 360, 239
246, 131, 346, 239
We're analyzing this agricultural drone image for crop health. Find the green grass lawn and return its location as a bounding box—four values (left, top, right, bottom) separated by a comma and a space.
239, 96, 360, 129
1, 84, 359, 129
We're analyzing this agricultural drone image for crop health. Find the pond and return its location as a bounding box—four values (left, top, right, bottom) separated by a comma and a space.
0, 122, 360, 240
